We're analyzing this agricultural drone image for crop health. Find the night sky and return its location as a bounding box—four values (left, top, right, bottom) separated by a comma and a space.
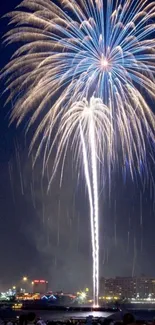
0, 0, 155, 293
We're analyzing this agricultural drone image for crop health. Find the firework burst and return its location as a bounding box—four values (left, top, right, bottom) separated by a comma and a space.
1, 0, 155, 305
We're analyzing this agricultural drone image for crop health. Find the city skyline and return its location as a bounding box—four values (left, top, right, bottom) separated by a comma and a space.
2, 275, 155, 302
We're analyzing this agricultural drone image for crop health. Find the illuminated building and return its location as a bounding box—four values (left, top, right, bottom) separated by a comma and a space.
33, 280, 48, 294
16, 293, 40, 300
100, 276, 155, 299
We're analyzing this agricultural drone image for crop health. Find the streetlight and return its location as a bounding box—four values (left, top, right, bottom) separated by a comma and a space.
12, 286, 16, 290
23, 277, 28, 282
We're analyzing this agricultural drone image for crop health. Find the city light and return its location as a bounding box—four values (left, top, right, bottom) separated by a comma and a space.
80, 292, 86, 299
23, 277, 28, 282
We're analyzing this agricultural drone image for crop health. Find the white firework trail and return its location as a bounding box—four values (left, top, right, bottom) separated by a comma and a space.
80, 119, 99, 306
80, 124, 96, 305
76, 98, 112, 306
89, 118, 99, 306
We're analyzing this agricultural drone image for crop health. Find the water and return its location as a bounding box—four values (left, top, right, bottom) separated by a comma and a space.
0, 307, 116, 321
129, 309, 155, 321
19, 309, 155, 321
2, 306, 155, 322
32, 310, 114, 320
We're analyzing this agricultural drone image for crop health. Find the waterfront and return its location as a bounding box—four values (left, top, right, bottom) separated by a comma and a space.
1, 307, 155, 322
31, 308, 155, 321
23, 310, 113, 320
0, 309, 116, 321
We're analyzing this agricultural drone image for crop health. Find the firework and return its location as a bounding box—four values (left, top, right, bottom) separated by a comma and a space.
47, 96, 112, 306
2, 0, 155, 305
63, 97, 113, 306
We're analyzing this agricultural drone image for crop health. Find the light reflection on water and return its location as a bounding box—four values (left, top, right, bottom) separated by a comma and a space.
34, 311, 114, 320
32, 309, 155, 321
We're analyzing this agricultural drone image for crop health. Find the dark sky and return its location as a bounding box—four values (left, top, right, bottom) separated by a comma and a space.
0, 0, 155, 293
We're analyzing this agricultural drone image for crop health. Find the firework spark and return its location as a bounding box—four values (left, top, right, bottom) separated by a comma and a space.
1, 0, 155, 305
73, 97, 112, 306
48, 95, 112, 306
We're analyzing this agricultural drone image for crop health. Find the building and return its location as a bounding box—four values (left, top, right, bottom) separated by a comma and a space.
100, 276, 155, 299
33, 280, 48, 294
